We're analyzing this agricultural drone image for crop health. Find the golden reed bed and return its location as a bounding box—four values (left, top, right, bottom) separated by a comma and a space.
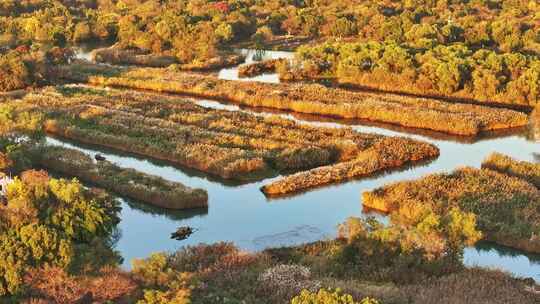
39, 145, 208, 209
18, 86, 438, 195
362, 154, 540, 253
56, 63, 529, 136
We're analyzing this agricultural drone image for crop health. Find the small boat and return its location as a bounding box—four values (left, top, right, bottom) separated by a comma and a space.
171, 226, 196, 241
95, 154, 106, 161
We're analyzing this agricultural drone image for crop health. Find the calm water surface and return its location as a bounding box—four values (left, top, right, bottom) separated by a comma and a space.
48, 50, 540, 280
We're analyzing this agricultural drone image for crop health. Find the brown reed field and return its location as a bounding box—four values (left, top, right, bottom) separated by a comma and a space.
363, 166, 540, 253
56, 63, 528, 136
92, 46, 245, 70
20, 86, 437, 191
261, 137, 439, 195
238, 59, 287, 78
39, 145, 208, 209
482, 153, 540, 189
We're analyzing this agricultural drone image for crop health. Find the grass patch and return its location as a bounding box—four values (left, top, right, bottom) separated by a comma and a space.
363, 167, 540, 253
238, 59, 287, 78
39, 145, 208, 210
56, 63, 528, 136
262, 137, 439, 196
92, 46, 245, 70
22, 86, 437, 192
482, 153, 540, 189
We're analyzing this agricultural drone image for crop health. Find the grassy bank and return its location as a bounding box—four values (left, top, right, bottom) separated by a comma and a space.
56, 63, 528, 136
482, 153, 540, 189
363, 166, 540, 253
38, 145, 208, 210
262, 137, 438, 196
238, 59, 287, 78
22, 86, 437, 191
92, 46, 245, 70
92, 46, 177, 68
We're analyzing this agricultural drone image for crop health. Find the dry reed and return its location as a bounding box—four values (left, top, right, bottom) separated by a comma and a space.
39, 145, 208, 209
56, 63, 528, 136
362, 167, 540, 253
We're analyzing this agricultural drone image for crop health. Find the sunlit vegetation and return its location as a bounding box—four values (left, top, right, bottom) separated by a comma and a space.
363, 166, 540, 253
0, 0, 116, 46
0, 46, 73, 92
238, 58, 287, 78
262, 136, 438, 196
92, 45, 246, 70
104, 231, 536, 304
482, 153, 540, 189
1, 1, 540, 302
5, 0, 539, 52
23, 266, 137, 303
0, 170, 121, 296
0, 103, 44, 175
39, 145, 208, 209
1, 95, 537, 301
291, 289, 380, 304
20, 86, 437, 189
531, 106, 540, 141
283, 41, 540, 107
16, 239, 539, 303
2, 0, 539, 67
57, 63, 529, 136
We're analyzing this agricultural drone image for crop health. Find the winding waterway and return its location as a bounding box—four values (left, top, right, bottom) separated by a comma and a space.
53, 49, 540, 280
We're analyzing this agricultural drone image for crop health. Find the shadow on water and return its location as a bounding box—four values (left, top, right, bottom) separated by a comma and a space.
122, 197, 208, 222
464, 241, 540, 281
475, 241, 540, 263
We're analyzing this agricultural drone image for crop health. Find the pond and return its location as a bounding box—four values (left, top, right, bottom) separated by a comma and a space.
48, 49, 540, 281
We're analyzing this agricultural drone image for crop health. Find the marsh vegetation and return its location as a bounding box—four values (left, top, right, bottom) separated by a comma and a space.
57, 63, 529, 136
363, 154, 540, 253
1, 0, 540, 302
39, 145, 208, 209
13, 86, 437, 194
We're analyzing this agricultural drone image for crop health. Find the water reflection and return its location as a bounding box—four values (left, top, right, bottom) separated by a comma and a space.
529, 111, 540, 143
465, 242, 540, 281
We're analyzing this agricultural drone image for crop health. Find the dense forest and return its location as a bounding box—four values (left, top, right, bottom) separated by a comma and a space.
1, 0, 539, 92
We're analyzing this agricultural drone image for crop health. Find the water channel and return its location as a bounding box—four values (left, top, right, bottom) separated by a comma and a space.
51, 48, 540, 280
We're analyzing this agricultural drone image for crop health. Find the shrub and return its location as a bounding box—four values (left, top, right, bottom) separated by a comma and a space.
259, 264, 321, 301
291, 41, 540, 107
363, 167, 540, 253
0, 170, 121, 296
0, 51, 31, 91
291, 289, 380, 304
24, 266, 137, 304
